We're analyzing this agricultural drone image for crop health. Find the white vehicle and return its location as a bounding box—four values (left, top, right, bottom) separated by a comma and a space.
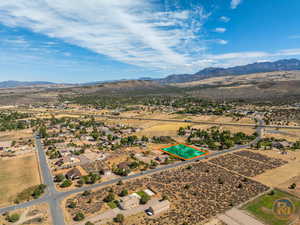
146, 211, 153, 216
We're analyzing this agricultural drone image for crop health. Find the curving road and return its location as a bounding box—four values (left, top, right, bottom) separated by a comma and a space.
0, 118, 265, 225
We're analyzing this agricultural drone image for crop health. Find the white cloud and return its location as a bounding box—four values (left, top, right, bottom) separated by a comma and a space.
216, 40, 228, 45
231, 0, 242, 9
214, 27, 226, 33
288, 35, 300, 39
0, 0, 209, 70
202, 48, 300, 68
220, 16, 230, 23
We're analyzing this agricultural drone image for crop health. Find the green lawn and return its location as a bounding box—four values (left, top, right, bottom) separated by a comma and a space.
243, 190, 300, 225
136, 191, 149, 199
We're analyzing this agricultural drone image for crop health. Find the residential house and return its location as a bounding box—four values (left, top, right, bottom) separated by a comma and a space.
66, 168, 82, 180
117, 162, 130, 170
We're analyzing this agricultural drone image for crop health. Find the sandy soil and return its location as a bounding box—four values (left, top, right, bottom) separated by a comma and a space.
253, 150, 300, 187
134, 122, 190, 137
0, 153, 41, 207
0, 203, 51, 225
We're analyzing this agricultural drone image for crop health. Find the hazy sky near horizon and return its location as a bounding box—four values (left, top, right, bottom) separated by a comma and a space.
0, 0, 299, 83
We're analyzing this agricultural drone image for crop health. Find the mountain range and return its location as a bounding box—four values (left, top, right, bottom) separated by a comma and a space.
158, 58, 300, 83
0, 80, 55, 88
1, 58, 300, 88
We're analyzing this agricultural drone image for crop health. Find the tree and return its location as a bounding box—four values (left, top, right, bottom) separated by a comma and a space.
38, 126, 48, 138
85, 222, 95, 225
113, 214, 124, 223
6, 213, 20, 222
117, 180, 123, 185
119, 189, 128, 197
140, 194, 150, 204
73, 212, 85, 221
60, 179, 72, 188
32, 184, 47, 199
289, 183, 297, 189
82, 190, 91, 196
103, 193, 115, 202
68, 201, 77, 208
54, 174, 65, 182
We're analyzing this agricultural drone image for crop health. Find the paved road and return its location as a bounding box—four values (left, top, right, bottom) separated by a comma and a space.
0, 118, 265, 225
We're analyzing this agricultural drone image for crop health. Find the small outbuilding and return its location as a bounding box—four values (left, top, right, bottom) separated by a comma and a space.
147, 200, 170, 215
119, 194, 140, 210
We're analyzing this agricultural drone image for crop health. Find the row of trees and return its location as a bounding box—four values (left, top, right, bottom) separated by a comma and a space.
180, 126, 257, 150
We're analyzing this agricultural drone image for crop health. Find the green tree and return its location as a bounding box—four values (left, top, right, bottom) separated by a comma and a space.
54, 174, 65, 182
140, 194, 150, 204
73, 212, 85, 221
85, 222, 95, 225
60, 179, 72, 188
68, 201, 77, 208
113, 214, 124, 223
103, 193, 115, 202
119, 189, 128, 197
6, 213, 20, 223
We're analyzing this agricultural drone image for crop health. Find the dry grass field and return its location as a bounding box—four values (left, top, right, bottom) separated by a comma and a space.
0, 129, 33, 142
253, 150, 300, 187
0, 153, 41, 207
264, 128, 300, 142
134, 122, 190, 137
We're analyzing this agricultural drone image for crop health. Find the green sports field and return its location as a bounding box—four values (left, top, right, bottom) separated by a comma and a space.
161, 144, 207, 160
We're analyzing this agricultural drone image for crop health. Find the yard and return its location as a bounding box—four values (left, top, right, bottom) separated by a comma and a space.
0, 154, 41, 207
243, 189, 300, 225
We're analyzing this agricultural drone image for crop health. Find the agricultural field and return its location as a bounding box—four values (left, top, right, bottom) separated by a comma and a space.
0, 154, 41, 207
243, 189, 300, 225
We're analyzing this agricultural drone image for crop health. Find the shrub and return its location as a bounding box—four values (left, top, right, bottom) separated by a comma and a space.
54, 174, 65, 182
119, 189, 128, 197
85, 222, 95, 225
6, 213, 20, 223
113, 214, 124, 223
68, 201, 77, 208
103, 193, 115, 202
140, 194, 150, 204
73, 212, 85, 221
60, 179, 72, 188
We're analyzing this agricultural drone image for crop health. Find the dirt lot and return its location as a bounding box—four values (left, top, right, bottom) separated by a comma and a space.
0, 203, 51, 225
253, 150, 300, 187
0, 153, 41, 207
0, 129, 33, 142
134, 122, 190, 138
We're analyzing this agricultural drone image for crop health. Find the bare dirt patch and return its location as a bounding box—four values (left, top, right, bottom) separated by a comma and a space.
253, 150, 300, 187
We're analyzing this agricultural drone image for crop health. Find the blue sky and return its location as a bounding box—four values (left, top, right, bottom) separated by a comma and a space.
0, 0, 299, 83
